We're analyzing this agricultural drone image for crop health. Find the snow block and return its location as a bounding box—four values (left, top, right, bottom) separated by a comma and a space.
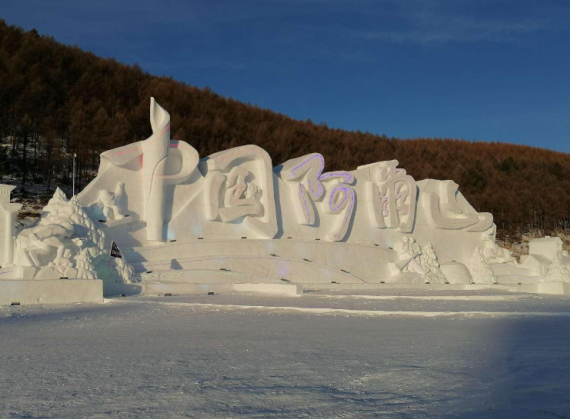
519, 282, 570, 296
0, 279, 103, 305
107, 282, 303, 297
104, 283, 144, 297
232, 283, 303, 297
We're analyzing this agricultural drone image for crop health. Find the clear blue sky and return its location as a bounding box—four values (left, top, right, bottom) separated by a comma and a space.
2, 0, 570, 152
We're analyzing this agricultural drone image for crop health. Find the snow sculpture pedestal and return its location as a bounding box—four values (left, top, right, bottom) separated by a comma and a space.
0, 279, 103, 305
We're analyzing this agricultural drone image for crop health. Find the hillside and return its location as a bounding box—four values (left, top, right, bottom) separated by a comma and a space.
1, 19, 569, 240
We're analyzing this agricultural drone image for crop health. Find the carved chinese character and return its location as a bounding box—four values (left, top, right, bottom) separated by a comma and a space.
366, 160, 417, 233
204, 145, 277, 238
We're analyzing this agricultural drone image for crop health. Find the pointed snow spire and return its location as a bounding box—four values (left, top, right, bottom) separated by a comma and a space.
470, 246, 498, 284
419, 243, 448, 284
52, 187, 68, 201
543, 251, 570, 283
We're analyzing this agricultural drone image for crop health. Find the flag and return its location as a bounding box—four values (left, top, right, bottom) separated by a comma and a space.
110, 241, 123, 258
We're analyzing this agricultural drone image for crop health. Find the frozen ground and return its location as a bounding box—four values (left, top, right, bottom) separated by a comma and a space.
1, 289, 570, 418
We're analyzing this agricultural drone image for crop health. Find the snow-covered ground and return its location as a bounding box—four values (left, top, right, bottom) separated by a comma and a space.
1, 289, 570, 418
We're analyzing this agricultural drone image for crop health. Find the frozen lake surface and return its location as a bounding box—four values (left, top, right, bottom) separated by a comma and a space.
1, 289, 570, 418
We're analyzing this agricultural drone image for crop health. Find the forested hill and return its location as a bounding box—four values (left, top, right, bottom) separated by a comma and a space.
1, 19, 569, 239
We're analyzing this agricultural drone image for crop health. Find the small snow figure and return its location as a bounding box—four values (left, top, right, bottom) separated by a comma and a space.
75, 248, 97, 279
470, 246, 498, 284
394, 236, 429, 278
402, 236, 421, 256
542, 252, 570, 283
97, 182, 125, 221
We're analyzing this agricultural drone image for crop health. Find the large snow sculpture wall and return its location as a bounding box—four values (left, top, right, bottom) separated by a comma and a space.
69, 98, 514, 285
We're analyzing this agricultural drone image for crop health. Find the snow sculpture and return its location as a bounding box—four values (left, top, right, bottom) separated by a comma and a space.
440, 262, 473, 284
16, 189, 88, 269
390, 236, 447, 283
280, 154, 355, 241
281, 153, 325, 226
481, 226, 515, 264
98, 98, 200, 242
419, 243, 448, 284
63, 97, 555, 289
115, 257, 137, 283
391, 236, 429, 279
21, 222, 73, 267
75, 248, 97, 279
361, 160, 417, 233
96, 182, 125, 221
207, 167, 263, 223
204, 145, 278, 238
320, 171, 355, 241
541, 252, 570, 283
529, 237, 563, 261
519, 237, 567, 277
6, 98, 570, 297
420, 180, 493, 232
469, 247, 498, 284
12, 189, 132, 282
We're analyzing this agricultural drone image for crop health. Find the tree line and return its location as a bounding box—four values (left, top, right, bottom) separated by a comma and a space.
1, 20, 569, 241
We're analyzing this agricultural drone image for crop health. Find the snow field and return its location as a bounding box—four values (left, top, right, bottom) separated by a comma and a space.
1, 289, 570, 418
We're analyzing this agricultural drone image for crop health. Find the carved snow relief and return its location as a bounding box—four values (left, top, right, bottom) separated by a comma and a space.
362, 160, 417, 233
281, 153, 325, 226
280, 154, 355, 241
481, 226, 515, 264
320, 172, 355, 241
204, 145, 278, 238
99, 98, 199, 242
15, 189, 106, 279
420, 180, 493, 232
419, 243, 448, 284
390, 236, 448, 284
97, 182, 126, 221
470, 246, 498, 284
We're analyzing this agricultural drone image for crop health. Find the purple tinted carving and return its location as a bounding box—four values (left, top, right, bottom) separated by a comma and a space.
331, 187, 355, 240
329, 187, 348, 212
307, 179, 322, 197
289, 154, 324, 178
299, 183, 312, 224
319, 171, 354, 184
289, 154, 324, 198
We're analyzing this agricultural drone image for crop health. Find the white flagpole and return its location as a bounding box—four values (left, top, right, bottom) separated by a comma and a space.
72, 153, 76, 196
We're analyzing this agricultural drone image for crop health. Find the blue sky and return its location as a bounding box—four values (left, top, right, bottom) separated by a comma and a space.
2, 0, 570, 152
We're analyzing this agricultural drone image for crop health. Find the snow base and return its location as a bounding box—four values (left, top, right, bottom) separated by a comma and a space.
308, 282, 570, 296
519, 282, 570, 296
104, 282, 303, 297
0, 279, 103, 305
105, 281, 570, 299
